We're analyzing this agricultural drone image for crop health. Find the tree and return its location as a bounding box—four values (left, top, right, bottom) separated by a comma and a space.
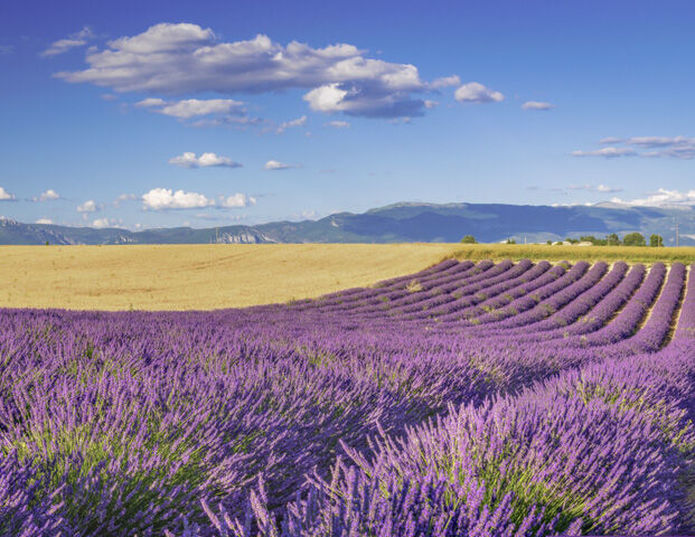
461, 235, 477, 244
606, 233, 621, 246
506, 238, 517, 245
623, 232, 646, 247
650, 234, 664, 247
546, 240, 552, 245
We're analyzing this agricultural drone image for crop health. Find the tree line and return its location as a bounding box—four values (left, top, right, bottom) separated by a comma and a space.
460, 232, 665, 246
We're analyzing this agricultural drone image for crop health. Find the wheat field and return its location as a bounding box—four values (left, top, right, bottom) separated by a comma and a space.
1, 243, 692, 311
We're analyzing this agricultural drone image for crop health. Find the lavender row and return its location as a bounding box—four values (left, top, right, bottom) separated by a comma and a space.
468, 261, 606, 333
304, 260, 481, 312
451, 261, 588, 327
363, 260, 530, 317
675, 264, 695, 339
485, 261, 635, 343
413, 261, 551, 318
338, 260, 516, 317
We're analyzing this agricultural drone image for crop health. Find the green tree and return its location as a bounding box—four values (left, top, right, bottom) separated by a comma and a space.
460, 235, 477, 244
506, 238, 517, 245
649, 234, 664, 247
606, 233, 621, 246
623, 232, 646, 246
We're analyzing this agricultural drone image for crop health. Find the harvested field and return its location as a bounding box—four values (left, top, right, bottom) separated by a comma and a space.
1, 243, 692, 310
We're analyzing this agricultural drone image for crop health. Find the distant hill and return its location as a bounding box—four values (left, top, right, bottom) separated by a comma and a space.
1, 202, 693, 245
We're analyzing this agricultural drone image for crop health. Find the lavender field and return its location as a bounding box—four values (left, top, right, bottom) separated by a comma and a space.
1, 258, 694, 536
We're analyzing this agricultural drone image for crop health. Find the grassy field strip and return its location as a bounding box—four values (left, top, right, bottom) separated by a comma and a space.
1, 243, 692, 311
449, 243, 695, 264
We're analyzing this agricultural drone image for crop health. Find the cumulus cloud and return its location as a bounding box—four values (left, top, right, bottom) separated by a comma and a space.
610, 188, 695, 208
41, 26, 94, 57
168, 152, 242, 168
137, 98, 246, 119
522, 101, 555, 111
142, 188, 214, 210
325, 120, 350, 128
35, 189, 61, 201
264, 160, 297, 170
571, 147, 637, 158
454, 82, 504, 103
276, 115, 307, 134
576, 136, 695, 159
77, 200, 98, 212
35, 218, 53, 225
220, 193, 255, 208
92, 218, 118, 228
55, 23, 452, 118
429, 75, 461, 89
0, 186, 15, 201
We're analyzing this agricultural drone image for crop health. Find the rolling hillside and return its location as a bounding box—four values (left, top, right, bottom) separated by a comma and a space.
1, 202, 693, 245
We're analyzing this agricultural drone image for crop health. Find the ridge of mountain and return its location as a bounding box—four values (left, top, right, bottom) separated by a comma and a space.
1, 202, 692, 245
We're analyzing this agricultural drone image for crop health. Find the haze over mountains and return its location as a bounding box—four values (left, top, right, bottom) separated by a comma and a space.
1, 202, 693, 246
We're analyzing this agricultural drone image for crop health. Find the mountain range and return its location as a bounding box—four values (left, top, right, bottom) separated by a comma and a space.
1, 202, 693, 245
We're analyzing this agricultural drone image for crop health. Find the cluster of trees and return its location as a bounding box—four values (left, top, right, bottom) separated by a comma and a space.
570, 233, 664, 247
461, 232, 665, 246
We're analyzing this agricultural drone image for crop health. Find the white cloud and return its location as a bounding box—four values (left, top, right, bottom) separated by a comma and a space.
429, 75, 461, 89
0, 186, 16, 201
220, 193, 256, 208
41, 26, 94, 57
596, 184, 622, 193
264, 160, 297, 170
276, 115, 307, 134
35, 218, 53, 225
325, 120, 350, 128
56, 23, 446, 118
142, 187, 214, 210
579, 136, 695, 159
113, 193, 137, 207
77, 200, 98, 212
571, 147, 637, 158
522, 101, 555, 111
161, 99, 245, 119
626, 136, 686, 148
610, 188, 695, 208
190, 115, 265, 129
599, 137, 624, 144
135, 97, 167, 108
424, 100, 439, 109
168, 152, 242, 168
0, 45, 14, 55
568, 183, 623, 193
454, 82, 504, 103
100, 94, 118, 101
92, 218, 116, 228
36, 189, 60, 201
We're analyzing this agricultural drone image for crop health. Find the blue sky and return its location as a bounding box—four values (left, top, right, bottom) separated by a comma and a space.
1, 0, 694, 229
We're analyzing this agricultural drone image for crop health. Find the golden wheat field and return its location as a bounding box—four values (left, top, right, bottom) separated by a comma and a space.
1, 243, 692, 311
